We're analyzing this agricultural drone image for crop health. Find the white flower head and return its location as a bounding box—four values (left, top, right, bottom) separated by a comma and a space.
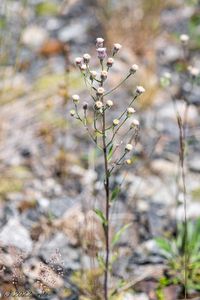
130, 64, 139, 74
114, 43, 122, 51
180, 34, 189, 44
101, 70, 108, 80
106, 100, 113, 108
72, 94, 80, 103
96, 37, 104, 48
80, 64, 87, 71
90, 70, 97, 78
113, 119, 120, 126
130, 119, 140, 128
107, 57, 114, 67
125, 144, 133, 151
136, 86, 145, 95
75, 57, 82, 65
95, 101, 103, 109
127, 107, 136, 116
97, 87, 105, 95
83, 53, 91, 63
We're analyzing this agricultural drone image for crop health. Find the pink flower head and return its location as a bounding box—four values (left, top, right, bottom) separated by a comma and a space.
97, 47, 107, 60
96, 37, 104, 48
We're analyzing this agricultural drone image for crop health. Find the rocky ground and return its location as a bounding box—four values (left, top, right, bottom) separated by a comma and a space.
0, 0, 200, 299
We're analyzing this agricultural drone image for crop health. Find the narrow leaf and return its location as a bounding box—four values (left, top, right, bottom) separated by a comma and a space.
111, 186, 121, 202
94, 208, 107, 225
107, 143, 114, 161
112, 223, 131, 246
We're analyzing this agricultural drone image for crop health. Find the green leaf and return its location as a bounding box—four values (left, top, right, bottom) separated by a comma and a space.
94, 208, 107, 225
107, 143, 114, 161
111, 186, 120, 202
155, 237, 174, 259
112, 223, 131, 246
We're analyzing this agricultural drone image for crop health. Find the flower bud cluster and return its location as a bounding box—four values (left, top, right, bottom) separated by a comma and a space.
71, 37, 146, 168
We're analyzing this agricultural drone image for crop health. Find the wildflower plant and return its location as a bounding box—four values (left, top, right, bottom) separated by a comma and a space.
70, 37, 145, 299
159, 33, 200, 298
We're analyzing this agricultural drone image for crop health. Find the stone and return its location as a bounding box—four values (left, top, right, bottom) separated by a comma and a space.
189, 157, 200, 173
21, 25, 48, 49
0, 218, 33, 253
39, 232, 80, 271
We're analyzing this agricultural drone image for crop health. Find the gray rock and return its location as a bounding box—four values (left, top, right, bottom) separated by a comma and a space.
58, 20, 89, 42
39, 232, 80, 271
0, 218, 33, 253
48, 196, 78, 218
189, 157, 200, 173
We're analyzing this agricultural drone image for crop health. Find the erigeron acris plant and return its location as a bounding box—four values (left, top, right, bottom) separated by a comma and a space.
70, 37, 145, 300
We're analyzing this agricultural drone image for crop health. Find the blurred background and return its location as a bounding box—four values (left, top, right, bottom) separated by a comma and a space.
0, 0, 200, 299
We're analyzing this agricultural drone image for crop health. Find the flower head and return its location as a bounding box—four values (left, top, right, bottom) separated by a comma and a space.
90, 71, 97, 78
114, 43, 122, 51
106, 100, 113, 108
83, 53, 91, 64
75, 57, 82, 66
70, 109, 76, 117
101, 70, 108, 81
95, 101, 103, 109
97, 47, 107, 60
136, 86, 145, 95
72, 94, 80, 103
180, 34, 189, 44
80, 64, 87, 71
97, 87, 105, 96
96, 37, 104, 48
113, 119, 120, 126
130, 119, 140, 128
127, 107, 136, 116
107, 57, 114, 67
125, 144, 133, 151
126, 159, 132, 165
130, 64, 139, 74
83, 102, 88, 110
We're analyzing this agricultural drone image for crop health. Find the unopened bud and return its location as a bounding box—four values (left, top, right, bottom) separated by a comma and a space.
83, 53, 91, 64
70, 109, 76, 117
107, 57, 114, 67
125, 144, 133, 151
97, 47, 107, 60
114, 43, 122, 51
101, 70, 108, 81
90, 71, 97, 78
83, 102, 88, 110
106, 100, 113, 108
80, 64, 87, 71
75, 57, 82, 66
130, 64, 139, 74
130, 119, 140, 128
113, 119, 119, 126
126, 159, 132, 165
96, 37, 104, 48
136, 86, 145, 95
